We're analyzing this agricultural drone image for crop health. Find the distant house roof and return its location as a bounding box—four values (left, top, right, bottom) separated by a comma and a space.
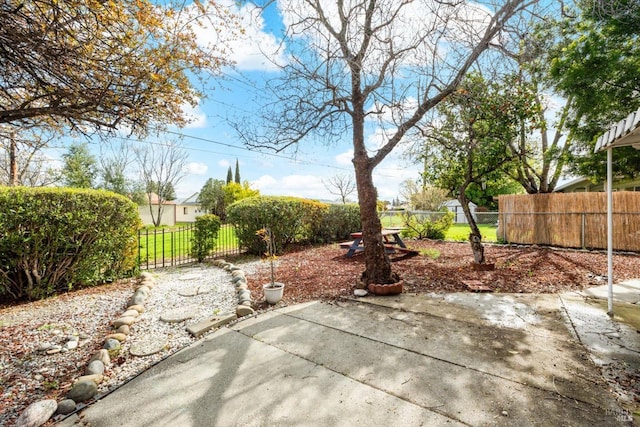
553, 177, 592, 193
594, 106, 640, 152
146, 193, 177, 205
178, 192, 200, 205
442, 199, 476, 208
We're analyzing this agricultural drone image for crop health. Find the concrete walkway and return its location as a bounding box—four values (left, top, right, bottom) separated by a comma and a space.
62, 290, 638, 426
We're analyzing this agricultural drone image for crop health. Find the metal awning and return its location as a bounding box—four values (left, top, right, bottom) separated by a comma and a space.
594, 106, 640, 316
594, 106, 640, 152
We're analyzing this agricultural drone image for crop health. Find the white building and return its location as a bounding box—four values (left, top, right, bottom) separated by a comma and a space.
441, 199, 477, 224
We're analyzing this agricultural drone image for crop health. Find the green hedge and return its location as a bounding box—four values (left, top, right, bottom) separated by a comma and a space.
191, 214, 221, 262
227, 196, 329, 254
401, 210, 454, 240
0, 187, 141, 301
314, 203, 361, 243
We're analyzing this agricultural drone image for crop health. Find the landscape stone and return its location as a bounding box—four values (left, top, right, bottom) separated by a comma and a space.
66, 380, 98, 402
236, 305, 255, 317
135, 285, 150, 295
46, 347, 61, 355
178, 286, 211, 297
67, 335, 80, 342
89, 349, 110, 366
127, 305, 145, 313
112, 316, 136, 328
232, 275, 246, 284
354, 289, 368, 297
236, 283, 248, 291
129, 293, 147, 306
105, 333, 127, 342
86, 360, 105, 376
63, 340, 78, 350
77, 374, 104, 384
229, 266, 242, 272
103, 339, 121, 351
129, 336, 168, 356
139, 272, 154, 280
116, 325, 131, 335
37, 343, 52, 352
160, 308, 195, 323
237, 290, 251, 301
121, 309, 139, 318
15, 399, 57, 427
78, 332, 90, 340
186, 313, 237, 337
239, 299, 252, 307
231, 270, 245, 278
55, 399, 77, 415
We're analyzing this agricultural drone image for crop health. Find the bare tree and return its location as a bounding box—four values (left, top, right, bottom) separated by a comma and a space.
0, 125, 59, 186
134, 140, 188, 227
399, 180, 448, 211
236, 0, 535, 285
323, 173, 356, 203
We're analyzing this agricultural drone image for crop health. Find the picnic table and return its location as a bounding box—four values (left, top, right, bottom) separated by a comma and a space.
339, 229, 417, 258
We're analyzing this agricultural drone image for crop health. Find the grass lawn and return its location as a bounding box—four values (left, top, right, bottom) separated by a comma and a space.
445, 224, 497, 242
138, 224, 239, 262
381, 213, 498, 242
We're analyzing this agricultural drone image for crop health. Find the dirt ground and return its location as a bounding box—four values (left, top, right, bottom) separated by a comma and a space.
246, 240, 640, 309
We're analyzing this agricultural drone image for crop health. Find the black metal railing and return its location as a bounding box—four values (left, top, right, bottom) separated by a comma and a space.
137, 223, 242, 270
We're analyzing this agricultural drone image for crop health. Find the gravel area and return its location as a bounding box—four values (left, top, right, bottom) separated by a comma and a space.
0, 260, 262, 426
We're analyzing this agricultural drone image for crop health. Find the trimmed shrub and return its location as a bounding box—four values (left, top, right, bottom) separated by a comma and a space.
227, 196, 328, 254
191, 214, 221, 262
0, 187, 141, 301
314, 203, 361, 243
401, 210, 454, 240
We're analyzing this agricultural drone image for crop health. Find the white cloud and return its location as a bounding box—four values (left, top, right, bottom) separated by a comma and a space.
228, 4, 287, 71
335, 150, 353, 166
182, 102, 207, 129
218, 159, 231, 168
187, 1, 286, 72
251, 174, 277, 191
185, 162, 208, 175
252, 174, 330, 199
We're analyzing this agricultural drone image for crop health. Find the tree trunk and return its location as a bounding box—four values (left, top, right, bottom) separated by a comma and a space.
458, 189, 485, 264
9, 134, 18, 186
354, 159, 397, 285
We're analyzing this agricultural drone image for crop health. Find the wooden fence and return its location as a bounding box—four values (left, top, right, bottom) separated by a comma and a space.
498, 192, 640, 251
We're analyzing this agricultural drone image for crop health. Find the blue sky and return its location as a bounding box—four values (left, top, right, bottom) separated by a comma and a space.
133, 0, 423, 202
51, 0, 559, 202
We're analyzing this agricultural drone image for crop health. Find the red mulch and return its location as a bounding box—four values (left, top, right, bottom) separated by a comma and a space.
244, 240, 640, 309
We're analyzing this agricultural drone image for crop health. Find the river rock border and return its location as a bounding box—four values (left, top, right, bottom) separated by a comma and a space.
212, 259, 256, 318
17, 262, 257, 427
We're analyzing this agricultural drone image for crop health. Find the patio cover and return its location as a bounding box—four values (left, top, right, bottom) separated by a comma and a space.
594, 107, 640, 315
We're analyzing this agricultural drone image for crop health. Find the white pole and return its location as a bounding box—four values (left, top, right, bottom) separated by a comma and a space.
607, 147, 614, 316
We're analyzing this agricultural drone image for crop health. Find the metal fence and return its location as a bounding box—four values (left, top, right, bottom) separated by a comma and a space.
137, 223, 242, 270
380, 210, 499, 227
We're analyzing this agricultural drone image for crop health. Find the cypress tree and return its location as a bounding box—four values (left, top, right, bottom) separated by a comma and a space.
226, 166, 232, 184
234, 159, 241, 184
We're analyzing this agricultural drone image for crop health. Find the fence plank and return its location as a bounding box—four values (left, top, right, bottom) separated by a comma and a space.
498, 193, 640, 251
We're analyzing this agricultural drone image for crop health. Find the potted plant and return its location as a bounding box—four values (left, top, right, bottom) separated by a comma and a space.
257, 227, 285, 304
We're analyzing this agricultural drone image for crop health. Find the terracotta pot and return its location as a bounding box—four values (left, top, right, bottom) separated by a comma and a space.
367, 281, 403, 296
